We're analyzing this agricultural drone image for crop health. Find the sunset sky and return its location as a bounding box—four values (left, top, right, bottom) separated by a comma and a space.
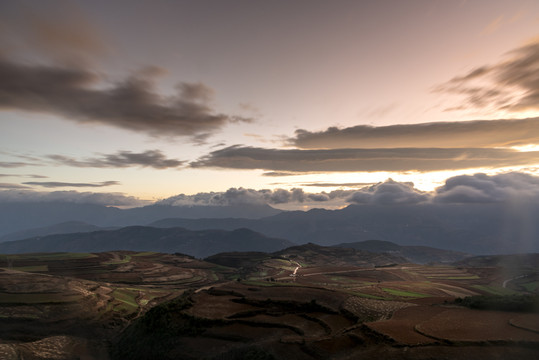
1, 0, 539, 209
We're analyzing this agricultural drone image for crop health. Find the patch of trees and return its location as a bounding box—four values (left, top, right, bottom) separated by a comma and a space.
231, 297, 337, 315
211, 346, 275, 360
454, 294, 539, 313
112, 291, 224, 360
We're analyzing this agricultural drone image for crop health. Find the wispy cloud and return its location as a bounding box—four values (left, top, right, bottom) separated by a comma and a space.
262, 172, 300, 177
0, 161, 35, 168
22, 180, 119, 188
47, 150, 184, 169
191, 145, 539, 172
0, 183, 31, 189
436, 40, 539, 113
0, 0, 108, 66
479, 11, 524, 36
0, 174, 48, 178
289, 117, 539, 149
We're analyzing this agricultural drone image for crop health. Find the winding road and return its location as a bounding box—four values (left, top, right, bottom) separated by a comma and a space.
502, 275, 527, 288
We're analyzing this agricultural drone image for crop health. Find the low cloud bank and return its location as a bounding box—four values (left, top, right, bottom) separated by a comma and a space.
346, 180, 430, 205
159, 172, 539, 208
3, 172, 539, 209
157, 187, 352, 207
434, 172, 539, 203
0, 190, 148, 207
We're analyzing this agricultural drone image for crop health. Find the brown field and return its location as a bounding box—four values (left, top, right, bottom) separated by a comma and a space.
510, 313, 539, 333
415, 308, 539, 342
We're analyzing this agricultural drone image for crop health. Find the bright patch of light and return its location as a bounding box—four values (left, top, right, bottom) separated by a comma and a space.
511, 144, 539, 152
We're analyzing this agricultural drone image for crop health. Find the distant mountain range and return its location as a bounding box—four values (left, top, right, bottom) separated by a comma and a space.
0, 221, 108, 243
0, 202, 281, 237
0, 226, 294, 258
2, 202, 538, 255
149, 203, 539, 254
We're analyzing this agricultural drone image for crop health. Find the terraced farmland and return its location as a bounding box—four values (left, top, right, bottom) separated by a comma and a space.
1, 247, 538, 359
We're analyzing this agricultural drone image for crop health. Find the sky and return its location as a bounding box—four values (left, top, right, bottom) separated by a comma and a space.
1, 0, 539, 210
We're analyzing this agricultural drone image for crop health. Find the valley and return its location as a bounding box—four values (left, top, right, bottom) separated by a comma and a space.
0, 246, 537, 359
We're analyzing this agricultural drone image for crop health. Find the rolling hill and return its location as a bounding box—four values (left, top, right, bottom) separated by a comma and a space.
0, 221, 108, 243
334, 240, 471, 264
0, 226, 294, 258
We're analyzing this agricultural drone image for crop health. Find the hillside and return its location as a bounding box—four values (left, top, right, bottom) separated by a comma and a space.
0, 227, 294, 258
334, 240, 471, 264
274, 243, 407, 267
454, 253, 539, 268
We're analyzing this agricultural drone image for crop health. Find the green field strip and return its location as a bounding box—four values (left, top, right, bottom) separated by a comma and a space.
10, 265, 49, 272
131, 251, 158, 257
3, 253, 96, 260
111, 288, 139, 313
344, 291, 387, 300
426, 275, 480, 280
472, 285, 517, 295
209, 272, 219, 281
522, 281, 539, 292
209, 264, 235, 272
382, 288, 429, 298
241, 280, 308, 287
0, 293, 83, 304
102, 255, 132, 265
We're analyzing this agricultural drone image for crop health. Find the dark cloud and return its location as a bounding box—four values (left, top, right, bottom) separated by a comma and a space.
27, 174, 48, 179
262, 172, 300, 177
191, 145, 539, 172
47, 150, 184, 169
22, 181, 119, 188
437, 40, 539, 113
0, 189, 149, 206
0, 57, 251, 138
290, 117, 539, 149
300, 182, 374, 188
434, 172, 539, 203
347, 179, 430, 205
